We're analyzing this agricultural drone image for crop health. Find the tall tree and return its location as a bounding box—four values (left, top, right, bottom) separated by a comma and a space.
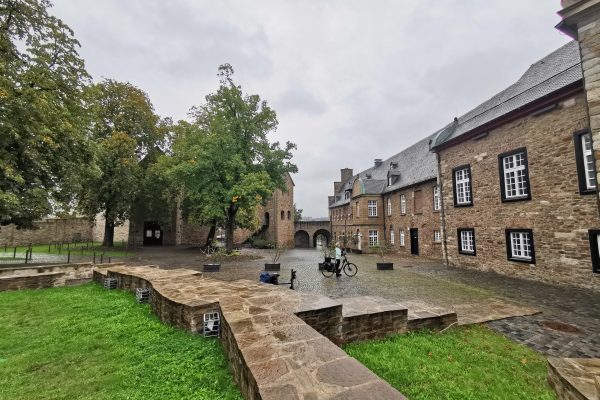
80, 79, 165, 246
0, 0, 91, 227
168, 64, 297, 252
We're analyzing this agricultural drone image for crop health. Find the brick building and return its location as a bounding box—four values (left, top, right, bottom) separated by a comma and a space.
329, 135, 443, 259
329, 30, 600, 289
430, 41, 599, 289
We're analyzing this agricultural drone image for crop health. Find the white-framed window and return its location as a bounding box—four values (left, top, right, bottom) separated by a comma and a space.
500, 149, 530, 201
400, 194, 406, 214
433, 186, 441, 211
399, 230, 405, 246
582, 133, 596, 190
506, 229, 535, 263
345, 191, 351, 200
368, 200, 377, 217
575, 131, 597, 193
453, 166, 472, 206
387, 198, 392, 216
388, 176, 393, 186
434, 230, 441, 242
390, 229, 395, 245
368, 230, 379, 247
458, 228, 475, 255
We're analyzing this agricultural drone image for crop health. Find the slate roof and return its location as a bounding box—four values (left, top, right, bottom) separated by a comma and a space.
431, 41, 581, 148
329, 134, 437, 208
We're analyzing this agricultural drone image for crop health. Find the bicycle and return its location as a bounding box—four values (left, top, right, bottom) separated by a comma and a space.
321, 251, 358, 278
260, 269, 298, 290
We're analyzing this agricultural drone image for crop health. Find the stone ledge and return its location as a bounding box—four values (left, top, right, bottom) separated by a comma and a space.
548, 357, 600, 400
104, 265, 407, 400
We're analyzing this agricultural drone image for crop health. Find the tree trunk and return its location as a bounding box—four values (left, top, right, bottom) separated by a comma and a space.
103, 215, 115, 247
204, 221, 216, 249
225, 206, 236, 253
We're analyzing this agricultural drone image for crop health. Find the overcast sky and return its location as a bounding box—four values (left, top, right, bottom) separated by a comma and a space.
52, 0, 571, 218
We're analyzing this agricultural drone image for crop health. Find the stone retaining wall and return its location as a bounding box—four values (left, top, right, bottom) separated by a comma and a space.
0, 218, 94, 246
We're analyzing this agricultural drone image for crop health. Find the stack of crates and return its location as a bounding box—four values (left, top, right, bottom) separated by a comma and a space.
135, 287, 150, 303
103, 277, 118, 289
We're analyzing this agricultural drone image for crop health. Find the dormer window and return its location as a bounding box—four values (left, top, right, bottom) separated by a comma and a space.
344, 191, 351, 200
390, 162, 398, 169
366, 173, 372, 179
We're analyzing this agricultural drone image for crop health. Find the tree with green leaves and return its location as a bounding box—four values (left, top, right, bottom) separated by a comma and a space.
167, 64, 297, 252
0, 0, 91, 227
293, 203, 303, 222
79, 79, 166, 246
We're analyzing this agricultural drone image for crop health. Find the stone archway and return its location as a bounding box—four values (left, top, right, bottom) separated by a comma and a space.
313, 229, 331, 248
294, 230, 310, 248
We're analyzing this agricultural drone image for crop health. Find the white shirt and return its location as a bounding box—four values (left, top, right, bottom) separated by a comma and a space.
335, 247, 342, 260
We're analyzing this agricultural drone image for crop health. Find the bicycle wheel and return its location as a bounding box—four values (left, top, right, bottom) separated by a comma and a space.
343, 262, 358, 277
321, 262, 334, 278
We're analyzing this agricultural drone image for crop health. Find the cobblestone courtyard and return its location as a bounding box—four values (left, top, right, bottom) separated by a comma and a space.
125, 247, 600, 358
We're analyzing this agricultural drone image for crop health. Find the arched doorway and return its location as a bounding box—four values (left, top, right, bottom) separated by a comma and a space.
294, 230, 310, 248
313, 229, 331, 248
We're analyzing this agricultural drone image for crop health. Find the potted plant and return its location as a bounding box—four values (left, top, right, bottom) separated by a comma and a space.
265, 241, 286, 271
372, 240, 394, 270
203, 241, 221, 272
318, 241, 335, 270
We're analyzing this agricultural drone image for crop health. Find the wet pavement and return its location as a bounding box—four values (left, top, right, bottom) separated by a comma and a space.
124, 247, 600, 358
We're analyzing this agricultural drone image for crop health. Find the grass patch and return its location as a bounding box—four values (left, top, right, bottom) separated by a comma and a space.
0, 283, 241, 400
344, 325, 553, 400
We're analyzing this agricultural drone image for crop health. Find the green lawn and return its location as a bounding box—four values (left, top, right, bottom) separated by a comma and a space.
344, 325, 554, 400
0, 283, 241, 400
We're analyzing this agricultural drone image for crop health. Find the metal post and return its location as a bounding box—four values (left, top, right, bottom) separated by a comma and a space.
48, 244, 51, 253
67, 251, 71, 264
108, 257, 111, 263
100, 254, 103, 264
25, 250, 29, 264
13, 247, 16, 258
93, 252, 96, 264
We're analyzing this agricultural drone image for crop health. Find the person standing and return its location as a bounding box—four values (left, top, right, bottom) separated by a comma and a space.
335, 242, 342, 277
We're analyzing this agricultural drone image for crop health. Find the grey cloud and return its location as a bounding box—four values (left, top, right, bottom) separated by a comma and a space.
275, 87, 327, 115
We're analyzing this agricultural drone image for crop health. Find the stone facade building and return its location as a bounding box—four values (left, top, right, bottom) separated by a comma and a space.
330, 24, 600, 289
329, 136, 443, 260
430, 41, 599, 289
129, 173, 295, 248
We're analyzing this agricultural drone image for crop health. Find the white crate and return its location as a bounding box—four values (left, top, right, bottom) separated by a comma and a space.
203, 311, 220, 337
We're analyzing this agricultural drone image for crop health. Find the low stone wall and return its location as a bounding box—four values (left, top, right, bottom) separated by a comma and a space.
0, 263, 123, 291
104, 266, 408, 400
548, 358, 600, 400
0, 272, 66, 291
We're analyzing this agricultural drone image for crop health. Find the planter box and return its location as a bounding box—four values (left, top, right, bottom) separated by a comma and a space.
264, 263, 281, 271
376, 262, 393, 270
203, 263, 221, 272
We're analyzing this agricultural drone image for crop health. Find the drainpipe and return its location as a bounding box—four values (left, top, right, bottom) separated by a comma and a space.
436, 151, 450, 268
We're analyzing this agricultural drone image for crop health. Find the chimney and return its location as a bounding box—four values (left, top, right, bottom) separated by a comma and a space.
340, 168, 353, 182
334, 181, 342, 193
374, 159, 383, 167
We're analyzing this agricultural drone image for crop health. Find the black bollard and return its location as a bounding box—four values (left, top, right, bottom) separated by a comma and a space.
93, 252, 96, 264
67, 251, 71, 264
13, 246, 16, 258
100, 254, 104, 264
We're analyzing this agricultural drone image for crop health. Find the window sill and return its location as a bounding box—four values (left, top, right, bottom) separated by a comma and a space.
459, 250, 476, 256
579, 188, 597, 195
508, 257, 535, 264
501, 195, 531, 203
454, 203, 473, 208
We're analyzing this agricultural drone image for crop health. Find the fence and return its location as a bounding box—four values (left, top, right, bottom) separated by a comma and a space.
0, 241, 130, 266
